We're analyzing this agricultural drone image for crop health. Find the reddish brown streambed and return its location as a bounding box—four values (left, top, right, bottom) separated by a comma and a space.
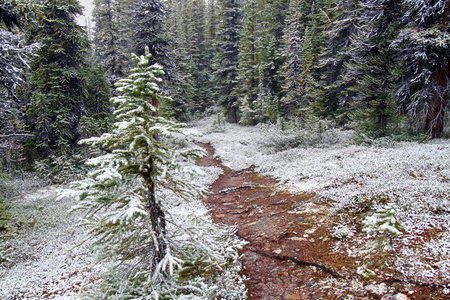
195, 142, 447, 300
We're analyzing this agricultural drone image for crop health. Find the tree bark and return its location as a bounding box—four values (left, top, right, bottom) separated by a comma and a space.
146, 97, 166, 268
426, 0, 450, 138
145, 156, 167, 268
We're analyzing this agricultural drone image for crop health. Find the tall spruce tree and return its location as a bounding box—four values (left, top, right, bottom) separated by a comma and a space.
131, 0, 169, 64
25, 0, 110, 158
236, 0, 259, 109
236, 0, 288, 123
341, 0, 402, 136
186, 0, 213, 113
0, 0, 39, 172
309, 0, 350, 120
393, 0, 450, 138
279, 0, 304, 117
278, 0, 327, 120
129, 0, 176, 118
164, 0, 196, 120
92, 0, 130, 85
212, 0, 241, 122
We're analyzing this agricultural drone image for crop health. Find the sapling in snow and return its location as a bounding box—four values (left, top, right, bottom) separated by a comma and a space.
58, 47, 248, 299
59, 46, 207, 284
358, 202, 404, 277
362, 202, 404, 238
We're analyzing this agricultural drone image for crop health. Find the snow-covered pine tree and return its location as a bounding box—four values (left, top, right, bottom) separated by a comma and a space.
131, 0, 169, 65
60, 46, 207, 284
279, 0, 304, 117
92, 0, 130, 86
25, 0, 110, 159
212, 0, 241, 123
393, 0, 450, 138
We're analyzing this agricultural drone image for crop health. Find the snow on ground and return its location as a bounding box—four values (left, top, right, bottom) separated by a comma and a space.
0, 149, 228, 299
0, 186, 101, 299
191, 115, 450, 287
1, 114, 449, 298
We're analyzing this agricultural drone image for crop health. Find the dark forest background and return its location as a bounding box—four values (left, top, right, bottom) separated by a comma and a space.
1, 0, 449, 173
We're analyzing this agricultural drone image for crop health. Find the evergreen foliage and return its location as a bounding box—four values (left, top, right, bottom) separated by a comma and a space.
23, 0, 111, 160
0, 14, 39, 158
341, 0, 402, 136
84, 0, 450, 136
212, 0, 241, 122
393, 0, 450, 138
186, 0, 214, 113
236, 0, 259, 107
59, 47, 247, 298
164, 0, 196, 121
311, 0, 361, 123
131, 0, 169, 65
236, 0, 288, 123
163, 0, 216, 120
279, 0, 304, 117
0, 0, 21, 31
92, 0, 130, 85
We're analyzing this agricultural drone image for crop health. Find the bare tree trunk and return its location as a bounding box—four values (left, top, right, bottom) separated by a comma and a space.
425, 84, 446, 138
145, 156, 167, 269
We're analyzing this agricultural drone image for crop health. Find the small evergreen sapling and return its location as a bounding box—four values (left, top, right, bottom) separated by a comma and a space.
358, 202, 404, 277
59, 46, 207, 283
362, 202, 404, 237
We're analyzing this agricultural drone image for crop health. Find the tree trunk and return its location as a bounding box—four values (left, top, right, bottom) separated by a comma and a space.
152, 97, 159, 117
145, 156, 167, 268
426, 0, 450, 138
147, 98, 166, 268
425, 83, 446, 138
231, 104, 238, 123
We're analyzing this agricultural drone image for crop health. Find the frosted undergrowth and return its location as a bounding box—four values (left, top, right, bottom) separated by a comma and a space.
0, 186, 101, 299
192, 115, 450, 286
0, 160, 232, 299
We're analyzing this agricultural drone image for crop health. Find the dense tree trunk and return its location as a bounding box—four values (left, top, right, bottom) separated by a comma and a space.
426, 68, 448, 138
426, 0, 450, 138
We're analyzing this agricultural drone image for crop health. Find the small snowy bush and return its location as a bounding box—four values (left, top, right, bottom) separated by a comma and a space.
330, 223, 355, 240
260, 118, 342, 153
362, 203, 404, 236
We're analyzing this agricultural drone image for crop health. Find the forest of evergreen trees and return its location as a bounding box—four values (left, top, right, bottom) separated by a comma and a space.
1, 0, 450, 298
1, 0, 450, 170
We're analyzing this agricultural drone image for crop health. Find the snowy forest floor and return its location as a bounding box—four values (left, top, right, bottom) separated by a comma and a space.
0, 184, 101, 298
0, 114, 449, 299
196, 141, 445, 299
192, 115, 450, 299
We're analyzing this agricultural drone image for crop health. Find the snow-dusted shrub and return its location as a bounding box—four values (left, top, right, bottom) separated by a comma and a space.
260, 118, 343, 153
81, 203, 247, 299
33, 151, 93, 184
330, 223, 355, 240
362, 202, 404, 236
